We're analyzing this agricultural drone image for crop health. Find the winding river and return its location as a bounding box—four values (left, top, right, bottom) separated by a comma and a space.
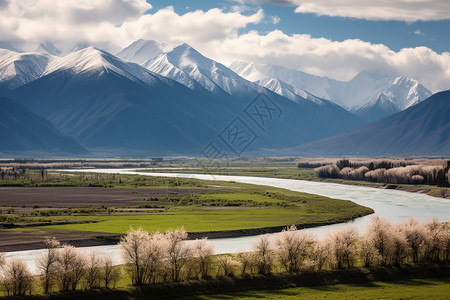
4, 169, 450, 273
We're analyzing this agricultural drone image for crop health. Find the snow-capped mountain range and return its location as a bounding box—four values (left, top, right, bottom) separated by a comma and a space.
0, 39, 445, 156
0, 39, 432, 120
229, 61, 432, 119
0, 41, 363, 155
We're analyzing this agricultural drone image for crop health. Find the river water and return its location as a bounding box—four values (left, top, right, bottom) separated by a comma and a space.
4, 169, 450, 273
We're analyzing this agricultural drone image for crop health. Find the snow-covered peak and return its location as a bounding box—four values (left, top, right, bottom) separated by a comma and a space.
35, 41, 61, 56
140, 42, 251, 95
0, 49, 51, 89
44, 47, 161, 86
229, 61, 267, 82
257, 77, 326, 105
117, 39, 172, 65
384, 76, 432, 110
231, 61, 432, 113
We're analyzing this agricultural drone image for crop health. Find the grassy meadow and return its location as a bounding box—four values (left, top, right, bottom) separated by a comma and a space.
0, 171, 372, 237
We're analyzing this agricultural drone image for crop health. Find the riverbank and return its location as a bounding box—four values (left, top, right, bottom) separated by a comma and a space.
141, 167, 450, 199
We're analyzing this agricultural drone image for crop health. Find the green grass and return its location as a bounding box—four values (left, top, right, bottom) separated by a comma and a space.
187, 278, 450, 300
1, 172, 373, 235
14, 197, 371, 234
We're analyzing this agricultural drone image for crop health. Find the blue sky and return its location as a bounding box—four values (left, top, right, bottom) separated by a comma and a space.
0, 0, 449, 91
152, 0, 449, 54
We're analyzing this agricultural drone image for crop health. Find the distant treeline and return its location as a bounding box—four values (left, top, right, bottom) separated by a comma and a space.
1, 217, 449, 296
314, 159, 450, 187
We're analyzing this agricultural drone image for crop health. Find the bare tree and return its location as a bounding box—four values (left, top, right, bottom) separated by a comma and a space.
120, 227, 151, 286
400, 217, 427, 262
0, 252, 4, 267
424, 217, 446, 262
1, 259, 33, 296
442, 221, 450, 263
390, 227, 409, 265
101, 255, 120, 289
55, 244, 86, 291
164, 228, 190, 282
368, 215, 394, 265
36, 237, 60, 294
359, 235, 381, 267
275, 225, 315, 273
217, 256, 241, 277
237, 252, 256, 275
312, 240, 330, 271
328, 226, 359, 269
84, 251, 101, 289
253, 235, 273, 275
143, 231, 166, 284
191, 238, 214, 279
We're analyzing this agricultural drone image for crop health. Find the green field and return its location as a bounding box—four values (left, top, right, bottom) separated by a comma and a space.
3, 180, 372, 234
187, 278, 450, 300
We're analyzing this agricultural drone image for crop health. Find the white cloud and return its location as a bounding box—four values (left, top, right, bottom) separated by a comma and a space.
235, 0, 450, 22
204, 30, 450, 92
414, 29, 425, 36
0, 0, 449, 91
271, 15, 280, 24
292, 0, 450, 22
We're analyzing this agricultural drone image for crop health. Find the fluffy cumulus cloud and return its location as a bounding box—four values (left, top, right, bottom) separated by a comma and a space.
236, 0, 450, 22
0, 0, 263, 51
0, 0, 449, 91
208, 30, 450, 91
0, 0, 152, 50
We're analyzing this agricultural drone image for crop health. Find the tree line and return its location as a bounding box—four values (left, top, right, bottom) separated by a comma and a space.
1, 217, 450, 296
315, 160, 450, 187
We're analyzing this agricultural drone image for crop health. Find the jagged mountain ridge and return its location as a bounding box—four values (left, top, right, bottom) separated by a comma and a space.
229, 61, 432, 117
4, 45, 363, 155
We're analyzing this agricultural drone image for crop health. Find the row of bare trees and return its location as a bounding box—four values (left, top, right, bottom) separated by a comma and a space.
120, 228, 215, 285
0, 238, 120, 296
315, 162, 450, 187
1, 217, 450, 296
235, 216, 450, 275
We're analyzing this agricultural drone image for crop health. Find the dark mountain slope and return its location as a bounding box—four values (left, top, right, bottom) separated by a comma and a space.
289, 90, 450, 156
0, 98, 87, 155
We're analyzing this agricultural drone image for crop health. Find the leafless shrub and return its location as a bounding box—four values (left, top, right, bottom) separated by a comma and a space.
164, 228, 190, 282
36, 237, 60, 293
389, 226, 409, 265
311, 241, 330, 271
56, 244, 86, 291
84, 251, 102, 289
191, 238, 214, 279
423, 217, 447, 262
399, 217, 427, 263
120, 227, 150, 286
1, 259, 33, 296
275, 225, 315, 273
314, 165, 340, 178
237, 252, 256, 275
359, 235, 381, 267
0, 252, 5, 268
365, 168, 386, 182
327, 227, 359, 268
217, 256, 241, 277
411, 175, 424, 184
101, 255, 120, 289
252, 235, 273, 275
442, 221, 450, 263
367, 216, 394, 265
